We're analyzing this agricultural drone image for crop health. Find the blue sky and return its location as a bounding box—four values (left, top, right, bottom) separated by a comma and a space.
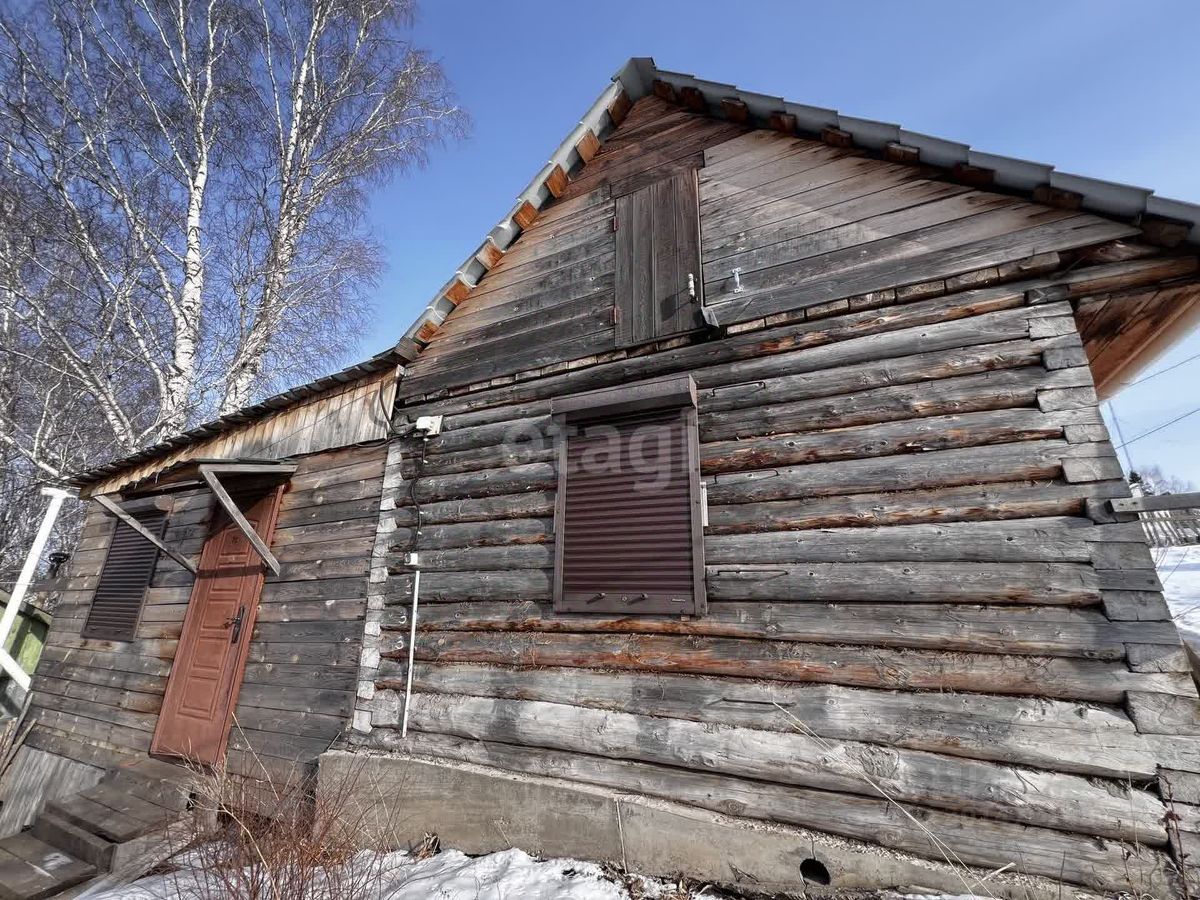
363, 0, 1200, 484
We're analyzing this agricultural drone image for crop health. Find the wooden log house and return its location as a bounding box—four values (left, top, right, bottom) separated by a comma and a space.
5, 57, 1200, 897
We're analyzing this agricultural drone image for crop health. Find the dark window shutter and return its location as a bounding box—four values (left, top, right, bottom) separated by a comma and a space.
615, 169, 705, 347
552, 375, 705, 616
82, 511, 166, 641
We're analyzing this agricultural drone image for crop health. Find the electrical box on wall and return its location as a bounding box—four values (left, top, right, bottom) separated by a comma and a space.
414, 415, 443, 436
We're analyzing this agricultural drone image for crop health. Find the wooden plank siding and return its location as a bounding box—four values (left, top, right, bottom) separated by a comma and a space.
82, 369, 397, 497
355, 97, 1200, 895
22, 442, 386, 788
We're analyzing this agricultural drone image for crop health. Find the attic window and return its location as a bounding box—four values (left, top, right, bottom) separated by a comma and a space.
614, 169, 706, 346
82, 510, 167, 641
551, 374, 706, 616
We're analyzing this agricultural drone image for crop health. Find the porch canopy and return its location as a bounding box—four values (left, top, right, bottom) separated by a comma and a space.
93, 458, 296, 576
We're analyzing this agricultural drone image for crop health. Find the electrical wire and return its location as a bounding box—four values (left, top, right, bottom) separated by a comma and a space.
1119, 350, 1200, 389
1115, 405, 1200, 450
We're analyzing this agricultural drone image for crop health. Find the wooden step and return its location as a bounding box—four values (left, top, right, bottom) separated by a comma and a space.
115, 756, 191, 783
46, 794, 152, 844
29, 811, 115, 870
103, 769, 191, 814
0, 833, 94, 900
81, 783, 178, 828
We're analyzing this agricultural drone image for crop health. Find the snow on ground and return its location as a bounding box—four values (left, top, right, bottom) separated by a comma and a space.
1158, 545, 1200, 640
89, 847, 688, 900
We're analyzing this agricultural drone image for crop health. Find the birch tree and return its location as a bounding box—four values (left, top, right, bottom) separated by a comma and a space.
218, 0, 459, 410
0, 0, 461, 577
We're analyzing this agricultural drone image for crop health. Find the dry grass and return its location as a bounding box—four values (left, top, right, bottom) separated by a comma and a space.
158, 755, 404, 900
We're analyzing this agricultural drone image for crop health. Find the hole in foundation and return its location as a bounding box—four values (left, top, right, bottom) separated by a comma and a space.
800, 857, 831, 885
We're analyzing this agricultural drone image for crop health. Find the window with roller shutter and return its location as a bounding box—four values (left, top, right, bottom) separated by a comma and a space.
551, 374, 705, 616
82, 510, 167, 641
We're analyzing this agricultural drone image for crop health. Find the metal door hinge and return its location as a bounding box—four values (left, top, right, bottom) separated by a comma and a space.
687, 272, 696, 299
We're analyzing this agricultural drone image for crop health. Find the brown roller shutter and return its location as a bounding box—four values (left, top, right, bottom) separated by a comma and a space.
82, 510, 167, 641
552, 375, 705, 616
614, 168, 705, 347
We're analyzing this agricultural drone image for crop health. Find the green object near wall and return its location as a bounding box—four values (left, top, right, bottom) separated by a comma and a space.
3, 606, 49, 676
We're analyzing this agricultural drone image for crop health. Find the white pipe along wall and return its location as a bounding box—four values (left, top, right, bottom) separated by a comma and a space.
0, 486, 74, 691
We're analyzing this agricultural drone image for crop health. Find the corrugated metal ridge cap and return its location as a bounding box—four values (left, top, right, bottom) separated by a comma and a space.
66, 346, 404, 487
388, 56, 1200, 373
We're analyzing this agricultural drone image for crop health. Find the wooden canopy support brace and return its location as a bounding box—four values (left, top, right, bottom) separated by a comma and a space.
198, 465, 287, 576
94, 494, 198, 575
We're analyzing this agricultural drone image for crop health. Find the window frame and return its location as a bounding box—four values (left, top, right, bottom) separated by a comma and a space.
550, 374, 706, 617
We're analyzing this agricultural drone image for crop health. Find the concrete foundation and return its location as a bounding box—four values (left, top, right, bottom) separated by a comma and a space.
318, 751, 1103, 900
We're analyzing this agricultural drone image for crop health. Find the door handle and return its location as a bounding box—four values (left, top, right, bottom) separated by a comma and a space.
226, 605, 246, 644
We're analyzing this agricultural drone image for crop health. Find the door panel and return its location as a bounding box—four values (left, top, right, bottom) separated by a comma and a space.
150, 485, 284, 765
615, 168, 705, 346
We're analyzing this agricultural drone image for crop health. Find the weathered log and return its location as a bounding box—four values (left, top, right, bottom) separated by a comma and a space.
404, 599, 1180, 657
706, 440, 1074, 505
707, 478, 1128, 533
383, 630, 1194, 702
396, 661, 1184, 778
402, 287, 1065, 411
393, 692, 1164, 842
382, 561, 1100, 607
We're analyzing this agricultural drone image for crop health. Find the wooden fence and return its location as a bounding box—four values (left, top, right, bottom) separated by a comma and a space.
1112, 492, 1200, 547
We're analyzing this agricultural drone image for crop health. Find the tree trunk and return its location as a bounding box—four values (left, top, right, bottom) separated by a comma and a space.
162, 159, 208, 435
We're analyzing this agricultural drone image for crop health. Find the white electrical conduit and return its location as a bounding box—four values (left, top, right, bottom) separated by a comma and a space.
0, 486, 74, 691
400, 567, 421, 738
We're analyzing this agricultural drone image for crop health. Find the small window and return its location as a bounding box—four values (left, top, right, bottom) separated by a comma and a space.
614, 169, 706, 346
551, 374, 705, 616
82, 510, 167, 641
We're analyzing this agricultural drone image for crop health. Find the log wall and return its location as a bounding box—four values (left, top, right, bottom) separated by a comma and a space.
354, 97, 1200, 896
16, 442, 386, 797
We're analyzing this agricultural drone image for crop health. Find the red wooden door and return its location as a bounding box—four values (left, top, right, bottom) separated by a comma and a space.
150, 485, 284, 765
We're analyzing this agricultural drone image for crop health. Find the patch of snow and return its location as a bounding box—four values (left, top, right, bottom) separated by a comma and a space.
89, 847, 680, 900
1158, 545, 1200, 641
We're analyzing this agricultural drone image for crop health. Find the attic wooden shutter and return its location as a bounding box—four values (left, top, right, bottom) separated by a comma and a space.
82, 510, 166, 641
552, 375, 705, 616
614, 169, 705, 346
